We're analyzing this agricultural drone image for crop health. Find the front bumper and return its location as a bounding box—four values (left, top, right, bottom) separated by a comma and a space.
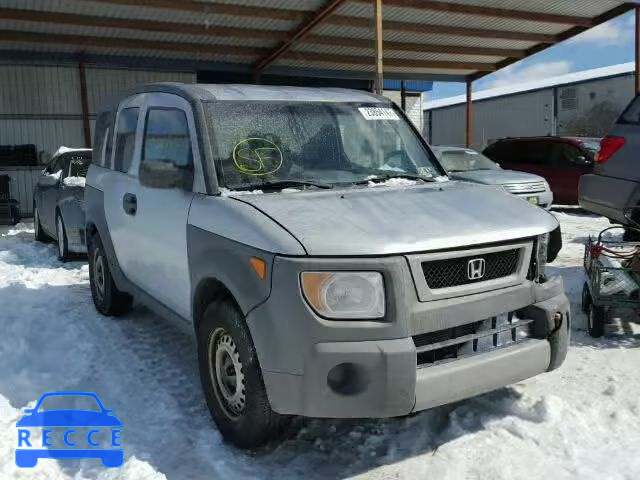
248, 254, 570, 418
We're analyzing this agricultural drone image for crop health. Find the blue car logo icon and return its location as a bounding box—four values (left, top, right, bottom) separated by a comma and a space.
16, 391, 123, 468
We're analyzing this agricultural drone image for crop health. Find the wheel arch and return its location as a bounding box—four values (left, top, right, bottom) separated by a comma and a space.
192, 277, 243, 334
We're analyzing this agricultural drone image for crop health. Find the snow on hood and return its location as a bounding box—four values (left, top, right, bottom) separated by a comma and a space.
62, 176, 86, 188
231, 181, 559, 256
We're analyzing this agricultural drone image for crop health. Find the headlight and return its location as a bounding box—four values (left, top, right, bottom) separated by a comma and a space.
536, 233, 550, 276
300, 272, 385, 319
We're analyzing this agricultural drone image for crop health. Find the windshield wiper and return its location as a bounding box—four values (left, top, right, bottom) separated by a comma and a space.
232, 179, 333, 192
352, 173, 437, 185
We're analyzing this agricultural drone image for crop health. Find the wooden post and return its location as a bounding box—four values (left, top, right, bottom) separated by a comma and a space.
636, 6, 640, 95
465, 79, 473, 147
400, 80, 407, 111
373, 0, 383, 95
78, 62, 92, 148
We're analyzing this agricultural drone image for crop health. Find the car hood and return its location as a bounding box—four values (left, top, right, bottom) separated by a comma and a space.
230, 181, 558, 256
449, 169, 545, 186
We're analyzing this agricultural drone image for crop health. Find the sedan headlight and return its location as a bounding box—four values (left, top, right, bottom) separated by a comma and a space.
300, 272, 385, 319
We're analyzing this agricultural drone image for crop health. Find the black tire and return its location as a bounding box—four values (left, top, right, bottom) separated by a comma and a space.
197, 299, 290, 448
587, 302, 606, 338
88, 234, 133, 316
581, 282, 591, 315
55, 212, 70, 262
33, 203, 48, 242
9, 205, 19, 226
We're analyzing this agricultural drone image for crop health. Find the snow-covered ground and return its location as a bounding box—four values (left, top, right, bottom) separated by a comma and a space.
1, 211, 639, 479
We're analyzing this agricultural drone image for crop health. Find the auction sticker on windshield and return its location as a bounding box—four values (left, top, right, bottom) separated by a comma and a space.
358, 107, 399, 121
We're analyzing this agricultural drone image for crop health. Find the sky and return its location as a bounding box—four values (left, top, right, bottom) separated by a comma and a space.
429, 11, 637, 100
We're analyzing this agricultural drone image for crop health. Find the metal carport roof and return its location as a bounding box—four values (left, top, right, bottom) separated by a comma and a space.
0, 0, 636, 84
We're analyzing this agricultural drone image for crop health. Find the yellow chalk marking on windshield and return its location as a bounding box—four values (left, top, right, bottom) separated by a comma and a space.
232, 138, 283, 176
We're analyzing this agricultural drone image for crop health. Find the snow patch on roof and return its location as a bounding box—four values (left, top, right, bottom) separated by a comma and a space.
424, 62, 635, 111
52, 146, 92, 158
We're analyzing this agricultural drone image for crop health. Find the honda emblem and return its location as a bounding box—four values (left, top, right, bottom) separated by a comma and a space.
467, 258, 486, 280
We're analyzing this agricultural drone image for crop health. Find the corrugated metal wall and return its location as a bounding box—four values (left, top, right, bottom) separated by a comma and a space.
426, 88, 554, 149
557, 74, 634, 136
0, 64, 195, 160
425, 73, 638, 150
0, 64, 195, 216
0, 167, 41, 216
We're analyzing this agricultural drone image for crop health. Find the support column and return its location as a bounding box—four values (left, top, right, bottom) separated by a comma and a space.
401, 80, 407, 111
78, 62, 92, 148
465, 79, 473, 148
373, 0, 383, 95
636, 6, 640, 95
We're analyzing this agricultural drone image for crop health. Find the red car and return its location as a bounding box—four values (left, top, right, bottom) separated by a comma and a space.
483, 136, 600, 205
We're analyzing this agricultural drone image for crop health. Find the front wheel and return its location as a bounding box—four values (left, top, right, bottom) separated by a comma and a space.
56, 213, 70, 262
88, 234, 133, 316
587, 303, 606, 338
33, 204, 48, 242
197, 299, 290, 448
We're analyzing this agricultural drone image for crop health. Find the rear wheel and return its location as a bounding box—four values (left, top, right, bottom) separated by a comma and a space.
587, 303, 606, 338
197, 299, 290, 448
33, 204, 48, 242
56, 213, 70, 262
88, 234, 133, 316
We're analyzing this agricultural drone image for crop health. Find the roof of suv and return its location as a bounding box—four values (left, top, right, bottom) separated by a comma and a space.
98, 82, 388, 113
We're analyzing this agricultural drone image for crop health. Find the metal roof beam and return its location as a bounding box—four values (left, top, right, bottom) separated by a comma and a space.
254, 0, 348, 76
0, 29, 493, 71
353, 0, 593, 26
304, 35, 525, 58
325, 16, 556, 42
469, 2, 637, 81
0, 7, 527, 58
283, 51, 496, 71
0, 8, 289, 41
0, 30, 267, 57
77, 0, 307, 22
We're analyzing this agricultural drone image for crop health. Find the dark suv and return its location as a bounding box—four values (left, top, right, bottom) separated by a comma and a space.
483, 137, 600, 205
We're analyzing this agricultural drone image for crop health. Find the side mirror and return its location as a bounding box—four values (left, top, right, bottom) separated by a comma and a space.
39, 174, 60, 187
139, 159, 193, 190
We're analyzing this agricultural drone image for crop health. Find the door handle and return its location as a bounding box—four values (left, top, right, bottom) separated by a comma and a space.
123, 193, 137, 216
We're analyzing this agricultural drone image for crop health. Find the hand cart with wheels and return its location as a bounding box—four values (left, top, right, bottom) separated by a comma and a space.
582, 209, 640, 337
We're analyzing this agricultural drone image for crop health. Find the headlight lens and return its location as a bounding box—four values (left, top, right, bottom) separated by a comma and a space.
536, 232, 550, 276
301, 272, 385, 319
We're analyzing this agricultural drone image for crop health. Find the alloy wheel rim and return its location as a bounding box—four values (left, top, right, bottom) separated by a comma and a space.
94, 252, 105, 298
34, 208, 39, 236
209, 328, 246, 418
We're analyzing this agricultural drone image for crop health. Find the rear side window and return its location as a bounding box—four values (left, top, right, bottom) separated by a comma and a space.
114, 107, 140, 172
620, 96, 640, 125
93, 111, 112, 167
512, 141, 551, 165
142, 108, 192, 167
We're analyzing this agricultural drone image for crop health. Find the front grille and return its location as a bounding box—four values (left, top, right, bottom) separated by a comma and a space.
422, 249, 520, 289
414, 314, 532, 366
503, 182, 546, 194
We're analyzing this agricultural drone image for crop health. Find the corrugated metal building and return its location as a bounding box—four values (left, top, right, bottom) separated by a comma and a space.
423, 63, 637, 149
0, 64, 195, 158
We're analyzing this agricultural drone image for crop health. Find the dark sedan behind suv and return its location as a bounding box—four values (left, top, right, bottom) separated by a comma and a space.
484, 136, 599, 205
33, 147, 91, 261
